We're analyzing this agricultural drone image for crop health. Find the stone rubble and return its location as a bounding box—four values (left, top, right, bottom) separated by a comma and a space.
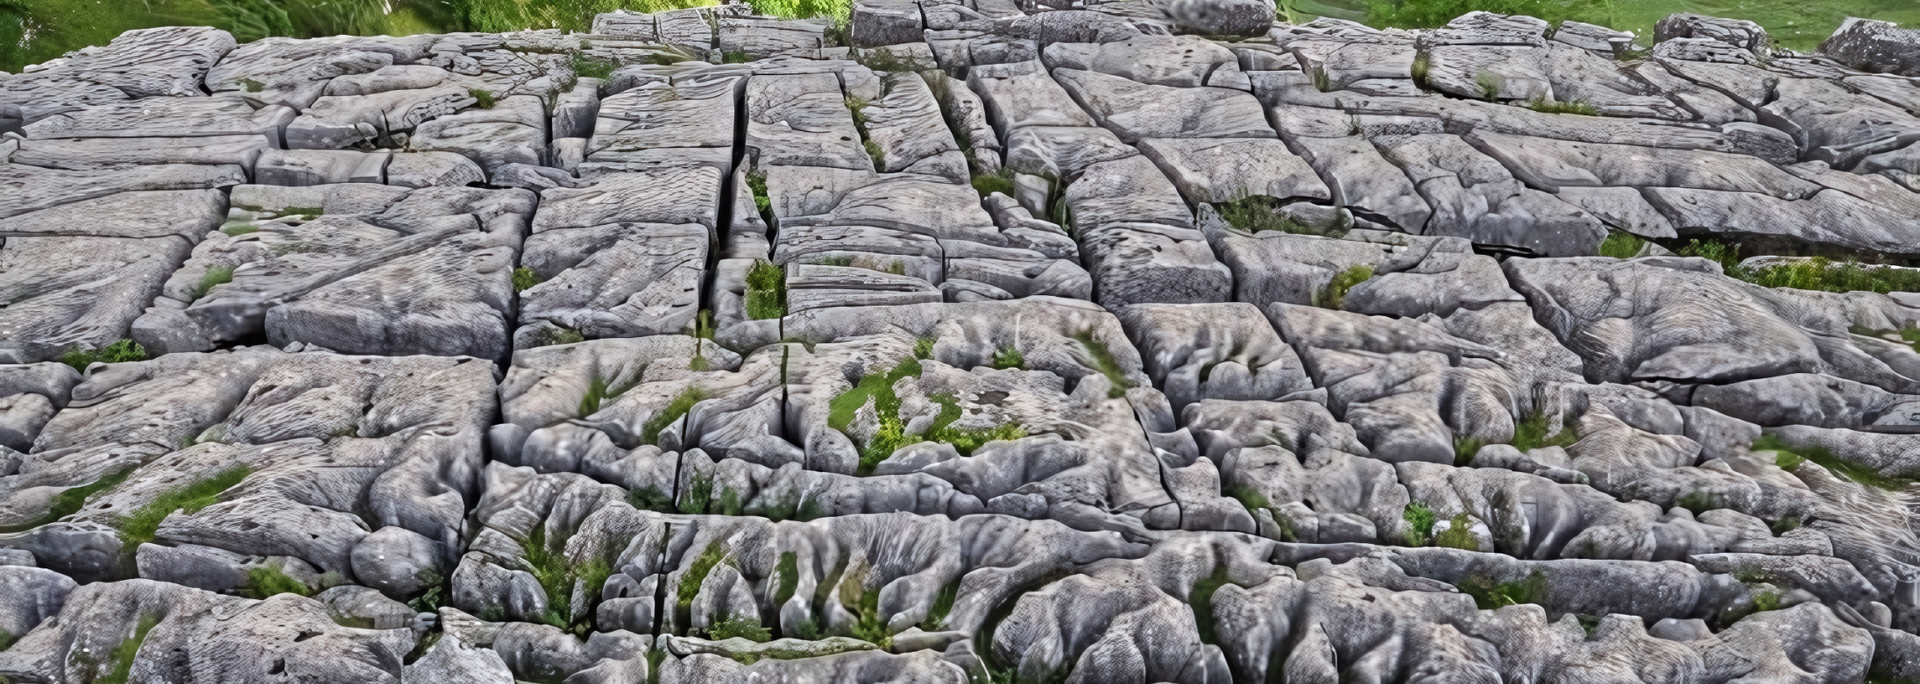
3, 2, 1920, 682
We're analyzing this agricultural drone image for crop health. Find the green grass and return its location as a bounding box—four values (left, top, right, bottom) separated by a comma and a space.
1317, 265, 1374, 310
708, 615, 772, 641
545, 327, 586, 347
990, 346, 1025, 370
1189, 565, 1233, 646
773, 552, 800, 606
679, 471, 713, 514
1402, 502, 1437, 546
1750, 587, 1783, 612
1755, 434, 1909, 490
722, 50, 750, 63
94, 613, 159, 684
1433, 512, 1477, 550
1071, 330, 1132, 399
913, 337, 935, 360
221, 224, 260, 237
839, 580, 890, 648
1453, 436, 1483, 466
1597, 232, 1646, 259
513, 267, 541, 293
744, 260, 787, 320
1674, 238, 1742, 272
827, 357, 1025, 473
1458, 569, 1549, 610
1510, 411, 1577, 452
570, 52, 616, 80
6, 465, 133, 533
863, 140, 886, 169
116, 466, 253, 554
641, 386, 707, 445
61, 339, 147, 372
188, 266, 233, 302
520, 524, 610, 634
1526, 98, 1598, 115
0, 628, 14, 651
1215, 196, 1343, 237
1744, 257, 1920, 295
627, 485, 674, 512
925, 394, 1027, 456
924, 578, 961, 631
468, 88, 496, 109
678, 541, 728, 616
243, 565, 312, 598
746, 170, 772, 220
971, 170, 1017, 198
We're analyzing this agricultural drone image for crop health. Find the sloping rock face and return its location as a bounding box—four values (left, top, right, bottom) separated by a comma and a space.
4, 4, 1920, 683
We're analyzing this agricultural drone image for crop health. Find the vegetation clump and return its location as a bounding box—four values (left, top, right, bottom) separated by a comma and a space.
1214, 196, 1344, 237
1510, 411, 1576, 452
641, 386, 708, 445
1317, 265, 1374, 310
189, 266, 233, 302
744, 260, 787, 320
970, 169, 1016, 198
467, 88, 496, 109
116, 466, 253, 553
1596, 231, 1646, 259
94, 613, 160, 684
1402, 502, 1437, 546
61, 339, 148, 372
243, 565, 312, 598
990, 345, 1025, 370
570, 52, 616, 80
513, 267, 542, 293
1458, 569, 1549, 610
1433, 512, 1478, 550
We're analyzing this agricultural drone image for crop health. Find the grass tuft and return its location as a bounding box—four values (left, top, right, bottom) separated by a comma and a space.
744, 260, 787, 320
513, 267, 541, 293
243, 565, 311, 598
570, 52, 615, 80
990, 346, 1024, 370
971, 169, 1017, 198
95, 613, 159, 684
1402, 502, 1436, 546
116, 466, 253, 554
746, 170, 772, 221
1433, 512, 1477, 550
642, 387, 708, 445
1510, 411, 1577, 452
189, 266, 233, 302
678, 541, 729, 615
1215, 196, 1343, 237
468, 88, 496, 109
708, 615, 771, 641
722, 50, 751, 63
61, 339, 148, 372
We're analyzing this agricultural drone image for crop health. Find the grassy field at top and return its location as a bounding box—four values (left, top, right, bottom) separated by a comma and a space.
0, 0, 1909, 73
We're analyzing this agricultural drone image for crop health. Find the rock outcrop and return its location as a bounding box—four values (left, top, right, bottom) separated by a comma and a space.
3, 2, 1920, 682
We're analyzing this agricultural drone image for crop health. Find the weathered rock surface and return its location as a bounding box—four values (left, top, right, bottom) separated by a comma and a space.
4, 3, 1920, 682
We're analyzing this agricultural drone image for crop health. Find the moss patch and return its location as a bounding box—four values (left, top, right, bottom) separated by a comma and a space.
1433, 512, 1477, 550
1596, 231, 1645, 259
95, 613, 160, 684
1317, 265, 1373, 310
642, 387, 708, 445
189, 266, 233, 302
513, 267, 541, 293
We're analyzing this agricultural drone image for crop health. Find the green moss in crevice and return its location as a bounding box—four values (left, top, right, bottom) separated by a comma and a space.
116, 465, 253, 554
